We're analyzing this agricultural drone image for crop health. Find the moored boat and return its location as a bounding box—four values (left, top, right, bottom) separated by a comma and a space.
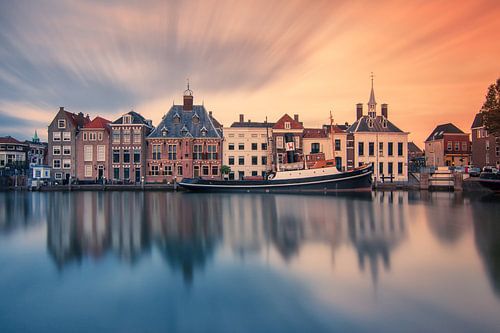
178, 163, 373, 192
478, 172, 500, 192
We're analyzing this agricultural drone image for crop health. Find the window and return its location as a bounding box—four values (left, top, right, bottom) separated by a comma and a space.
193, 144, 203, 159
496, 146, 500, 157
177, 165, 183, 175
153, 145, 161, 160
53, 146, 61, 155
261, 143, 268, 150
238, 171, 245, 179
398, 162, 403, 175
211, 166, 218, 175
284, 122, 291, 129
379, 162, 384, 175
462, 142, 467, 151
97, 145, 105, 161
388, 142, 393, 156
63, 132, 71, 141
55, 172, 62, 179
150, 165, 159, 176
53, 159, 61, 169
168, 145, 177, 161
252, 171, 258, 176
252, 156, 258, 165
398, 142, 403, 156
123, 130, 131, 144
164, 165, 173, 176
194, 165, 200, 177
486, 141, 490, 150
228, 143, 234, 150
63, 146, 71, 155
202, 165, 209, 176
123, 115, 132, 124
113, 149, 120, 163
379, 142, 384, 156
113, 167, 120, 179
207, 145, 217, 159
53, 132, 61, 141
124, 167, 130, 180
113, 130, 120, 143
276, 136, 284, 149
134, 130, 141, 144
123, 149, 130, 163
358, 142, 364, 156
238, 143, 245, 150
83, 132, 88, 141
85, 165, 92, 177
262, 156, 267, 165
97, 132, 103, 141
388, 162, 393, 175
238, 133, 245, 138
454, 142, 459, 151
294, 136, 300, 149
238, 156, 245, 165
252, 143, 258, 150
84, 145, 93, 161
63, 159, 71, 169
58, 119, 66, 128
335, 139, 341, 151
88, 132, 96, 141
311, 143, 320, 154
229, 156, 234, 165
369, 142, 374, 156
134, 149, 141, 163
447, 142, 452, 151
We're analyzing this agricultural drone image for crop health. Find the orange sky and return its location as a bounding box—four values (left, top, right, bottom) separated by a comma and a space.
0, 0, 499, 146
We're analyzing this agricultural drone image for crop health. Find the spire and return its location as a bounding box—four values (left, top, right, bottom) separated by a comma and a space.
368, 72, 377, 118
33, 130, 39, 143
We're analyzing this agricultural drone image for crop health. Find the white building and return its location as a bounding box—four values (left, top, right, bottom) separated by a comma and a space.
223, 114, 273, 180
347, 79, 409, 182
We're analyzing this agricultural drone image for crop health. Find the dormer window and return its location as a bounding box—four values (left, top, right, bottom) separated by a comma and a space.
382, 118, 387, 128
181, 125, 188, 136
200, 126, 208, 137
161, 126, 168, 137
367, 118, 374, 128
58, 119, 66, 128
192, 113, 200, 124
173, 113, 181, 124
123, 115, 132, 124
284, 122, 291, 129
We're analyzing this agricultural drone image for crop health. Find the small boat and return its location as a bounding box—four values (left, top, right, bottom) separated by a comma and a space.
178, 163, 373, 193
478, 172, 500, 192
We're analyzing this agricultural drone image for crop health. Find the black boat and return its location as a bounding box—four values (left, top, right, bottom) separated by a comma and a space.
478, 172, 500, 192
178, 163, 373, 192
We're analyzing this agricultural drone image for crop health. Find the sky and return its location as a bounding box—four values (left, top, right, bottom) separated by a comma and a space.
0, 0, 499, 146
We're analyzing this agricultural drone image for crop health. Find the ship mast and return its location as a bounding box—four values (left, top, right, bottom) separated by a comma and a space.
330, 110, 335, 166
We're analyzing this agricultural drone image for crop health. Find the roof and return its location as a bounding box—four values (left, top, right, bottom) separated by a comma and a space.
0, 136, 23, 144
368, 85, 376, 106
273, 114, 304, 130
303, 128, 328, 138
322, 124, 346, 133
425, 123, 465, 142
148, 105, 222, 139
230, 121, 275, 128
64, 110, 90, 128
471, 113, 484, 129
209, 113, 223, 129
84, 116, 111, 129
408, 142, 423, 153
112, 111, 153, 128
347, 115, 404, 133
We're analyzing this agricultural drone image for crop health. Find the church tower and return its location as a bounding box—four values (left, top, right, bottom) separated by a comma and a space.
368, 73, 377, 118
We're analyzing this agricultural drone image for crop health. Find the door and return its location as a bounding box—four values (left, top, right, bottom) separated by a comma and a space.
335, 157, 342, 171
98, 165, 104, 179
135, 168, 141, 183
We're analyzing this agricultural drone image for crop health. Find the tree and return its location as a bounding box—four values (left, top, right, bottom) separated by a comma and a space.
481, 77, 500, 136
220, 165, 231, 175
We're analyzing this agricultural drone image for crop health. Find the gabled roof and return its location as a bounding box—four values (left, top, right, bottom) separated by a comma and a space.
347, 115, 404, 133
230, 121, 275, 128
148, 105, 221, 139
303, 128, 328, 138
112, 111, 153, 128
64, 111, 90, 128
0, 136, 23, 144
471, 113, 484, 129
322, 124, 346, 133
273, 114, 303, 130
84, 116, 111, 129
408, 142, 423, 153
425, 123, 465, 142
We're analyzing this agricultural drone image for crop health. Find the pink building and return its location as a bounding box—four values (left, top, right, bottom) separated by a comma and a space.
76, 117, 112, 182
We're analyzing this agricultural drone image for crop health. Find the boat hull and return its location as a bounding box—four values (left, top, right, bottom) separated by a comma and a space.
178, 165, 373, 192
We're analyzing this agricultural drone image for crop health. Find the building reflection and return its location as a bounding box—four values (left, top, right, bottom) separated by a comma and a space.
425, 192, 468, 245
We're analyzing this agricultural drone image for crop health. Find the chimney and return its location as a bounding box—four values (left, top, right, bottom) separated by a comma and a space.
209, 111, 213, 119
356, 103, 363, 120
183, 94, 193, 111
381, 103, 388, 118
239, 114, 244, 123
294, 114, 299, 122
59, 106, 65, 112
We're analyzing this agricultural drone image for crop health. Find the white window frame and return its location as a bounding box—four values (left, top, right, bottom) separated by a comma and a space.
53, 132, 61, 142
63, 146, 71, 155
98, 132, 103, 141
58, 119, 66, 128
63, 159, 71, 169
284, 122, 291, 129
85, 164, 93, 177
84, 145, 93, 162
53, 159, 61, 169
63, 132, 71, 141
276, 136, 284, 149
97, 145, 105, 162
133, 129, 141, 144
54, 172, 63, 179
53, 146, 61, 155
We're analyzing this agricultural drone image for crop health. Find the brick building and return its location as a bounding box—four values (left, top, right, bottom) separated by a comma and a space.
272, 114, 304, 169
76, 117, 112, 182
110, 111, 153, 183
471, 113, 500, 169
145, 85, 223, 183
425, 123, 471, 167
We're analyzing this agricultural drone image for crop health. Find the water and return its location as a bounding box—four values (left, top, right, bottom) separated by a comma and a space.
0, 191, 499, 333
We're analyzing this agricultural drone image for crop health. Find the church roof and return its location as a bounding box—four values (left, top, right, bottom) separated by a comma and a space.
348, 115, 404, 133
148, 105, 222, 139
368, 85, 376, 106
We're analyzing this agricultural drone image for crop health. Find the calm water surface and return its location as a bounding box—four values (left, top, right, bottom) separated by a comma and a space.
0, 191, 500, 333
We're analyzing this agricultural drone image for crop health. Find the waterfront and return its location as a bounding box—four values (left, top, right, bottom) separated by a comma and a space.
0, 191, 500, 332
